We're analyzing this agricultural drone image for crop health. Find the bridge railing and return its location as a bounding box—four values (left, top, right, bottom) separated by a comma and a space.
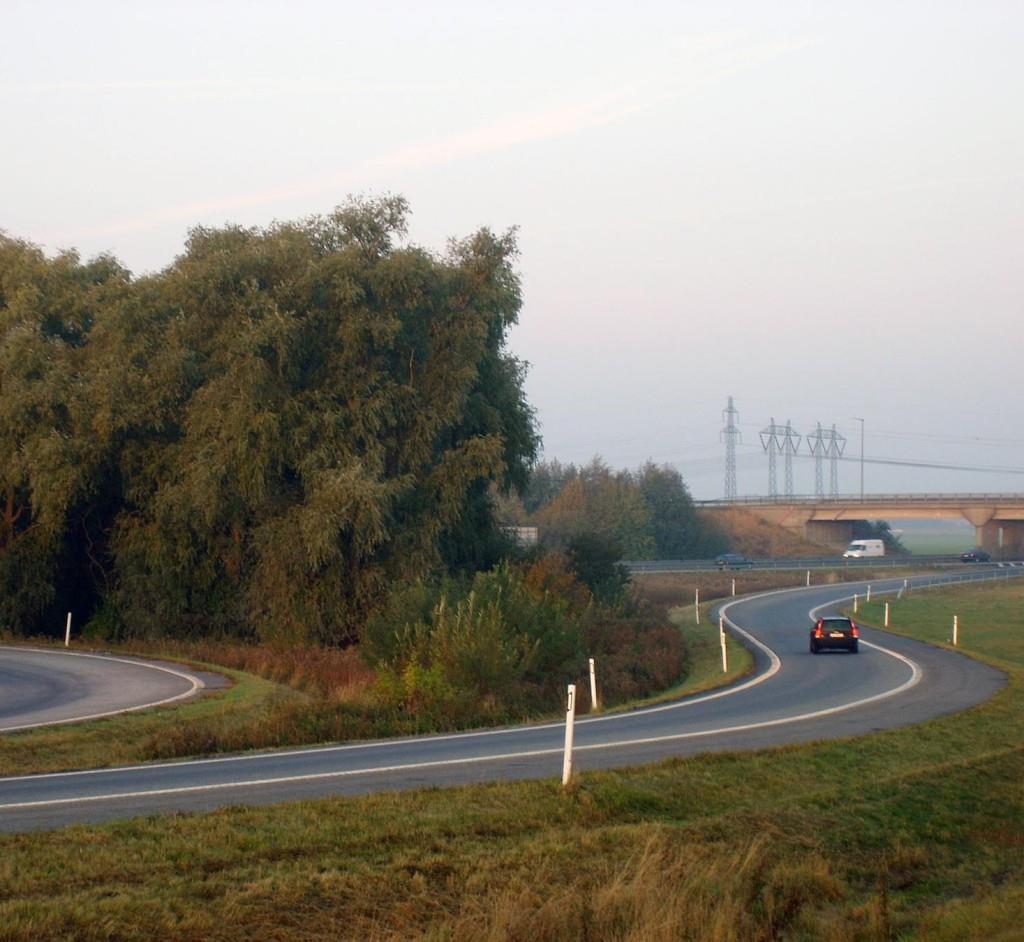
696, 493, 1024, 507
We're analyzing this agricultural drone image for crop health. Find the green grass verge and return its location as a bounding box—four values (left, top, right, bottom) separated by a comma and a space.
853, 577, 1024, 671
0, 661, 302, 777
1, 580, 1021, 939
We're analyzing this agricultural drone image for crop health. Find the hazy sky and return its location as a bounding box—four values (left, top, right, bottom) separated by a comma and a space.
4, 0, 1022, 499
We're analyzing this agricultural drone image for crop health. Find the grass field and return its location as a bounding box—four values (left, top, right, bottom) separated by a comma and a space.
898, 534, 974, 555
854, 578, 1024, 670
1, 580, 1021, 939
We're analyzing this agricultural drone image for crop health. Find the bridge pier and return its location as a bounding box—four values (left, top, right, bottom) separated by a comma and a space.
976, 521, 1024, 557
805, 520, 855, 548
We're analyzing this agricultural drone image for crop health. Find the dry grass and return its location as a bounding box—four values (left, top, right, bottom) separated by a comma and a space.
126, 637, 378, 702
632, 570, 849, 610
700, 508, 829, 558
431, 828, 846, 942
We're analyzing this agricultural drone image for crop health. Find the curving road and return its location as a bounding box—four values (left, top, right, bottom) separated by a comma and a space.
0, 572, 1011, 832
0, 647, 214, 734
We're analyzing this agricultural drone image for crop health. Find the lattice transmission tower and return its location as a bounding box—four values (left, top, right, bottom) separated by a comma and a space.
827, 424, 847, 496
721, 396, 741, 499
761, 418, 801, 498
760, 418, 779, 498
808, 423, 827, 498
782, 420, 801, 497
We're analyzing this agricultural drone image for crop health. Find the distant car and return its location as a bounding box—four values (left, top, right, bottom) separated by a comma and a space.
715, 553, 753, 570
960, 549, 991, 563
810, 616, 859, 654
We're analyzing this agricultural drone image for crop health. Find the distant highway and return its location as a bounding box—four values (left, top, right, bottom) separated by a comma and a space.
0, 569, 1013, 832
625, 556, 1024, 574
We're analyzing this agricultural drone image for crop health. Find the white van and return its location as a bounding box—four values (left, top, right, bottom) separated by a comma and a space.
843, 539, 885, 558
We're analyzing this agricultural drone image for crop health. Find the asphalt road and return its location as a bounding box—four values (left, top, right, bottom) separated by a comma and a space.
0, 573, 1010, 832
0, 648, 215, 734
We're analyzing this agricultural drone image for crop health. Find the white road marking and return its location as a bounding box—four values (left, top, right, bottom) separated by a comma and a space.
0, 647, 205, 733
0, 583, 927, 812
0, 592, 784, 785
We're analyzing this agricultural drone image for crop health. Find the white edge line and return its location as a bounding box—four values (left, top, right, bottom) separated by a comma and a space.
0, 582, 932, 810
0, 647, 205, 733
0, 591, 789, 786
4, 571, 994, 795
0, 639, 923, 813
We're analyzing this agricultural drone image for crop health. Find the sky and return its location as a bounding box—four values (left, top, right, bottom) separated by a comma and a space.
4, 0, 1023, 499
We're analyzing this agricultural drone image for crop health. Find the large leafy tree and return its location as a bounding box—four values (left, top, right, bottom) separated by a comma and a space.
0, 198, 539, 643
0, 236, 129, 631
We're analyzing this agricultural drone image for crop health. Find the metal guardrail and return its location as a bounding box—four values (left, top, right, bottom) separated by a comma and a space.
893, 566, 1024, 592
625, 557, 1024, 575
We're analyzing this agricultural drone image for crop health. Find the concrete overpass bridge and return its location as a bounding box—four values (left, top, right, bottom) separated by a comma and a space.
697, 493, 1024, 555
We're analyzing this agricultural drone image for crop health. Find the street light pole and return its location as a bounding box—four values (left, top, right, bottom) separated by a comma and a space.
852, 417, 864, 500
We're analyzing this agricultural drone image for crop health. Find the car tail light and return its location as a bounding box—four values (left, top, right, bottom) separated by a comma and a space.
851, 624, 859, 638
814, 622, 824, 638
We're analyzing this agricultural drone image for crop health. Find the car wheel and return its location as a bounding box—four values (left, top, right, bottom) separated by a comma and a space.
850, 641, 859, 654
810, 641, 818, 654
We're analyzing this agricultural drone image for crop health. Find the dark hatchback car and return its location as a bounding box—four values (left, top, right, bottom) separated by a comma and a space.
715, 553, 753, 570
960, 549, 991, 563
810, 616, 859, 654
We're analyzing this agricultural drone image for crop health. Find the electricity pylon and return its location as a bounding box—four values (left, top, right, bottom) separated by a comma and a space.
721, 396, 741, 499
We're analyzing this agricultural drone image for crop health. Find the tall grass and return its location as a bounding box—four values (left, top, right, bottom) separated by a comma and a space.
134, 637, 377, 701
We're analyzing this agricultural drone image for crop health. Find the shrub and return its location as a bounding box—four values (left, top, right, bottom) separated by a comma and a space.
581, 601, 689, 702
364, 558, 688, 722
566, 532, 629, 605
363, 563, 584, 720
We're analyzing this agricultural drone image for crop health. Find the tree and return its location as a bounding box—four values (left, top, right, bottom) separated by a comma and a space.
0, 198, 539, 643
566, 532, 629, 605
635, 462, 727, 558
532, 458, 655, 559
519, 458, 574, 514
0, 235, 129, 632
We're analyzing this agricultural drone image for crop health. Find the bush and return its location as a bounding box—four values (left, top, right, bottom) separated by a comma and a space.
363, 557, 689, 723
581, 601, 689, 702
566, 532, 629, 605
363, 563, 583, 721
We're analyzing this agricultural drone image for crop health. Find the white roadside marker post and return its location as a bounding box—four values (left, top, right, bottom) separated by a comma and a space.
562, 684, 576, 786
953, 615, 959, 646
64, 612, 72, 647
867, 584, 872, 602
853, 594, 859, 613
588, 658, 599, 712
719, 616, 728, 673
885, 602, 890, 627
695, 588, 700, 624
806, 570, 811, 587
731, 578, 736, 597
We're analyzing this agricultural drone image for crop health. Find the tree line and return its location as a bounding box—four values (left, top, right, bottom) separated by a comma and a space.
0, 197, 538, 644
503, 457, 729, 560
